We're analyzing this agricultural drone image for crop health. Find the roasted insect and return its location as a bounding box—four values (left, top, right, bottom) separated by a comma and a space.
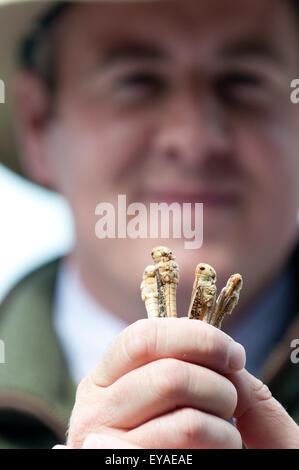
211, 273, 243, 329
140, 265, 159, 318
151, 246, 180, 318
141, 247, 243, 329
187, 263, 217, 323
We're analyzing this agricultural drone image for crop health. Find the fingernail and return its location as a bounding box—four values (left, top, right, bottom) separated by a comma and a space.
82, 434, 104, 449
228, 341, 246, 370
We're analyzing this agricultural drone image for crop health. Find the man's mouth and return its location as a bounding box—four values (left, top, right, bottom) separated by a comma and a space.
143, 190, 241, 208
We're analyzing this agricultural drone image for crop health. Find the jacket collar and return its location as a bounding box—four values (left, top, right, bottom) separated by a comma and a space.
0, 258, 76, 442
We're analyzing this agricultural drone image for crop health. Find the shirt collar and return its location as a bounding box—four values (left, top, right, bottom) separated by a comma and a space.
53, 260, 128, 385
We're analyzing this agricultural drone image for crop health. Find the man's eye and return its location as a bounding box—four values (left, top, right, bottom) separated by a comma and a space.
217, 71, 268, 107
220, 72, 262, 89
116, 72, 165, 94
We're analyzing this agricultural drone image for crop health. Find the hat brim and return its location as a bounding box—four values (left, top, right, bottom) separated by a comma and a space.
0, 0, 158, 178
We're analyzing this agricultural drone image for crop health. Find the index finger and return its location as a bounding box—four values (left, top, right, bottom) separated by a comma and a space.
91, 318, 246, 387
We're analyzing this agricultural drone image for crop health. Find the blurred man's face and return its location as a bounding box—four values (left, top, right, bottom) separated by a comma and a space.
18, 0, 299, 322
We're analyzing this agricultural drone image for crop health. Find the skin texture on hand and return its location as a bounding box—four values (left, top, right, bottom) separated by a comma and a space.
66, 319, 299, 449
228, 369, 299, 449
53, 434, 143, 449
67, 318, 245, 449
82, 434, 143, 449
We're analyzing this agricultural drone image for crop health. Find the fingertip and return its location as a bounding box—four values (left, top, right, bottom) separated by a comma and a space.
228, 341, 246, 371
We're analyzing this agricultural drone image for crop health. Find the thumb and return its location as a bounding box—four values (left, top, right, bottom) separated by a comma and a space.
82, 433, 143, 449
228, 369, 299, 449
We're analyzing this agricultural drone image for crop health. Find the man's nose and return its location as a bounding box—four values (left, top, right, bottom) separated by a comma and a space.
153, 88, 232, 168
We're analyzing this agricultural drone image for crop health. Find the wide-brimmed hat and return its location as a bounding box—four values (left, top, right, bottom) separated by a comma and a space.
0, 0, 158, 178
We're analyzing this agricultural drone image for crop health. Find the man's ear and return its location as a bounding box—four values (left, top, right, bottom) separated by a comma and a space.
12, 69, 55, 188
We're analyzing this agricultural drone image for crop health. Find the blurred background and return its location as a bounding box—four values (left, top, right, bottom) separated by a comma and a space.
0, 163, 74, 302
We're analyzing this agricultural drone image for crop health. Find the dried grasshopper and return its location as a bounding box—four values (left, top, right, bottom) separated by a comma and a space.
151, 246, 180, 318
188, 265, 243, 329
140, 265, 159, 318
141, 248, 243, 329
140, 246, 179, 318
187, 263, 217, 323
211, 273, 243, 329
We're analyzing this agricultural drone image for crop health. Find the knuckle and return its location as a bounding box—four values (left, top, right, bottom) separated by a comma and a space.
95, 387, 119, 427
178, 408, 204, 444
68, 379, 110, 448
68, 393, 112, 448
153, 358, 188, 399
75, 374, 92, 400
122, 318, 158, 363
199, 324, 218, 356
231, 428, 243, 449
253, 380, 272, 403
67, 405, 96, 448
106, 383, 126, 415
220, 422, 243, 449
218, 377, 238, 419
227, 380, 238, 417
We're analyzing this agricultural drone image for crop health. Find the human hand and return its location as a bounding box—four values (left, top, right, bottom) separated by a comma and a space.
67, 318, 245, 449
228, 369, 299, 449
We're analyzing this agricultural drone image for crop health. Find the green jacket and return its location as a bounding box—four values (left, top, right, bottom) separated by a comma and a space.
0, 255, 298, 448
0, 259, 76, 448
